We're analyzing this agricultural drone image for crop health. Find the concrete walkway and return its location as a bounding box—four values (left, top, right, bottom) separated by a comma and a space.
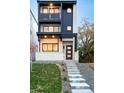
66, 62, 93, 93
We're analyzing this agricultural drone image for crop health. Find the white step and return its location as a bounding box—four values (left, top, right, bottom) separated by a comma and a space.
67, 67, 78, 70
72, 89, 93, 93
68, 70, 79, 72
66, 65, 77, 67
68, 72, 80, 74
70, 82, 89, 88
67, 67, 79, 69
69, 78, 86, 82
68, 74, 83, 78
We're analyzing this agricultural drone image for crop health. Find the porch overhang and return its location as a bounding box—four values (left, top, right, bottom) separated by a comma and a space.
37, 32, 61, 37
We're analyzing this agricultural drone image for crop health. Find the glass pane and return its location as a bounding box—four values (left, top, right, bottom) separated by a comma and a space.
53, 44, 58, 51
54, 27, 59, 32
43, 27, 49, 32
43, 44, 47, 51
54, 8, 59, 13
49, 26, 53, 32
67, 55, 71, 57
50, 8, 54, 13
67, 26, 72, 31
43, 8, 48, 13
48, 44, 52, 51
67, 8, 72, 13
67, 51, 71, 53
67, 47, 71, 49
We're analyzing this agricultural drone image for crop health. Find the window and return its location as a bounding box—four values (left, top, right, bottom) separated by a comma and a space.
54, 8, 59, 13
54, 27, 59, 32
42, 44, 47, 51
42, 25, 60, 32
53, 44, 58, 51
41, 6, 60, 14
42, 38, 59, 52
49, 26, 53, 32
49, 8, 54, 13
67, 8, 72, 13
67, 26, 72, 31
47, 44, 52, 51
42, 8, 48, 13
43, 27, 49, 32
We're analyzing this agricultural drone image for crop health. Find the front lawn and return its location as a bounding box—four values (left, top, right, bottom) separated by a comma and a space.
30, 64, 62, 93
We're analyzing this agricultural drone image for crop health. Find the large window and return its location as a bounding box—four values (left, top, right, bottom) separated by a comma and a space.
42, 25, 60, 32
40, 6, 60, 14
42, 38, 59, 52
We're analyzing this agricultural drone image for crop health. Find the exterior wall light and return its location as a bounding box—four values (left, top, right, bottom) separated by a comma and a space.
50, 3, 53, 6
52, 35, 55, 38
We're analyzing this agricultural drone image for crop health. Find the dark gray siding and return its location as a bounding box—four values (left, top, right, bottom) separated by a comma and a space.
61, 4, 73, 34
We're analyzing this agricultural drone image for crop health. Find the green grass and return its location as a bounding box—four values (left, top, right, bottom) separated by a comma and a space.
30, 64, 62, 93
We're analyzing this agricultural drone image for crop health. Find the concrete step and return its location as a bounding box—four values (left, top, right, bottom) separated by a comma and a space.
67, 67, 78, 70
72, 89, 93, 93
67, 67, 78, 69
67, 70, 80, 72
70, 82, 89, 89
66, 65, 77, 67
69, 78, 86, 82
68, 72, 80, 74
68, 74, 83, 78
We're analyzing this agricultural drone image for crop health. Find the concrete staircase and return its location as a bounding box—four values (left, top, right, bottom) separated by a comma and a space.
66, 62, 93, 93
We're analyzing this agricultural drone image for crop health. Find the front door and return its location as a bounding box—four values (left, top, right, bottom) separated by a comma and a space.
66, 45, 73, 60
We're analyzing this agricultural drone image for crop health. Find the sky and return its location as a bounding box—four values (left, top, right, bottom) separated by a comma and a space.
30, 0, 94, 26
77, 0, 94, 26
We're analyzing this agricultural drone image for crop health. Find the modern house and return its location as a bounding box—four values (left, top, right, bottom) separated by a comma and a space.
36, 0, 79, 62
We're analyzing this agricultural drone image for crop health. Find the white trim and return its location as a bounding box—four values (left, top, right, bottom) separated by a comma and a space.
73, 37, 75, 60
36, 52, 64, 61
73, 4, 77, 33
63, 41, 73, 60
62, 38, 74, 41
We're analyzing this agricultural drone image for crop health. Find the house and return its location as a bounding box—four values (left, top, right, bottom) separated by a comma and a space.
36, 0, 79, 62
30, 10, 39, 61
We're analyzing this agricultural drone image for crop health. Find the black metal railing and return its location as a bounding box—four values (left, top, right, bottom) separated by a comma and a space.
39, 13, 61, 22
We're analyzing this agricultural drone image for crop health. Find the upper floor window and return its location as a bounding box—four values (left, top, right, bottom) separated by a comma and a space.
67, 8, 72, 13
49, 26, 53, 32
41, 25, 60, 32
42, 8, 48, 13
67, 26, 72, 31
54, 8, 59, 13
40, 6, 60, 14
43, 27, 49, 32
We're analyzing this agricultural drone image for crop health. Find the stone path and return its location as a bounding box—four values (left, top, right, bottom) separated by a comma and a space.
66, 62, 93, 93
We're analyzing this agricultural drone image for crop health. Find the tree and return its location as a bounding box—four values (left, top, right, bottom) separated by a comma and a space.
78, 17, 94, 63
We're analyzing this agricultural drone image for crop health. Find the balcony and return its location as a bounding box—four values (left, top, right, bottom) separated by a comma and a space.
39, 13, 61, 22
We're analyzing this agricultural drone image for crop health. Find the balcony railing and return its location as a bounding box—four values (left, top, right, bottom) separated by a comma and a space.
39, 13, 61, 22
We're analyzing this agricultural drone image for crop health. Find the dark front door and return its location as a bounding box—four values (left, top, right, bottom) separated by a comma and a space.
66, 45, 73, 60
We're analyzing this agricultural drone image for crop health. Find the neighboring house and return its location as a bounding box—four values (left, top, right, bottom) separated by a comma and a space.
30, 10, 39, 61
36, 0, 79, 62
